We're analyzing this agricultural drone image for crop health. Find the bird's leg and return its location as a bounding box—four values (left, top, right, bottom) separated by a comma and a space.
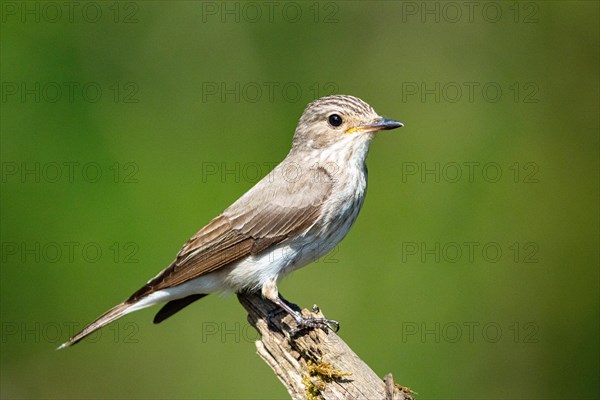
262, 279, 339, 333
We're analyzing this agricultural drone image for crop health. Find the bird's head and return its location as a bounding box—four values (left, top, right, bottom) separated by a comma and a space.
291, 95, 403, 153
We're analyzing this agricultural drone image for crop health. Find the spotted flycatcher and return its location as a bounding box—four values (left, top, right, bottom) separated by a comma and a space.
59, 95, 403, 348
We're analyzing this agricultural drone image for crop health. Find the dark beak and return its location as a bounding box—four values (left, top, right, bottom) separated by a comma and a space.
368, 118, 404, 131
346, 117, 404, 134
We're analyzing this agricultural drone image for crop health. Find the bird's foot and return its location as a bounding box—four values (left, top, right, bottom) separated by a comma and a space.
293, 315, 340, 334
272, 296, 340, 335
289, 306, 340, 336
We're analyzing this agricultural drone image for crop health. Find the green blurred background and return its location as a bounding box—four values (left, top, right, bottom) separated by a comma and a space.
1, 1, 598, 399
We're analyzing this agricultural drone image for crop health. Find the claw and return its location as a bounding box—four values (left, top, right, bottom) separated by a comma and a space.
272, 295, 340, 335
294, 315, 340, 334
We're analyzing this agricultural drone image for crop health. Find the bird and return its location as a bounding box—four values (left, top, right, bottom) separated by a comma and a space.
58, 95, 403, 348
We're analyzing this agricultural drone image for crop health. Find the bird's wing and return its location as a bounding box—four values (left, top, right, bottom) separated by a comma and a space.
129, 164, 333, 300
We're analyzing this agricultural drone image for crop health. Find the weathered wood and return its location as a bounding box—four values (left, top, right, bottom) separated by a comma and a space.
237, 293, 414, 400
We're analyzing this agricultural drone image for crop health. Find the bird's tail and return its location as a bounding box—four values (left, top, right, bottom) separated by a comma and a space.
57, 302, 133, 349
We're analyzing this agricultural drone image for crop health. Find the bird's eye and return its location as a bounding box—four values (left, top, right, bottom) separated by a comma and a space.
328, 114, 343, 127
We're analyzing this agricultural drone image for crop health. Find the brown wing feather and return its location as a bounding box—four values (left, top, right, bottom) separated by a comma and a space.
128, 165, 333, 301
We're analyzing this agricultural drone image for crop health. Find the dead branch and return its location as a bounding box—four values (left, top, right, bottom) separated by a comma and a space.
237, 293, 415, 400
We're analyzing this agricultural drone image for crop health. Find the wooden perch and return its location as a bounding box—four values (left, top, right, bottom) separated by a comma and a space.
237, 293, 415, 400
